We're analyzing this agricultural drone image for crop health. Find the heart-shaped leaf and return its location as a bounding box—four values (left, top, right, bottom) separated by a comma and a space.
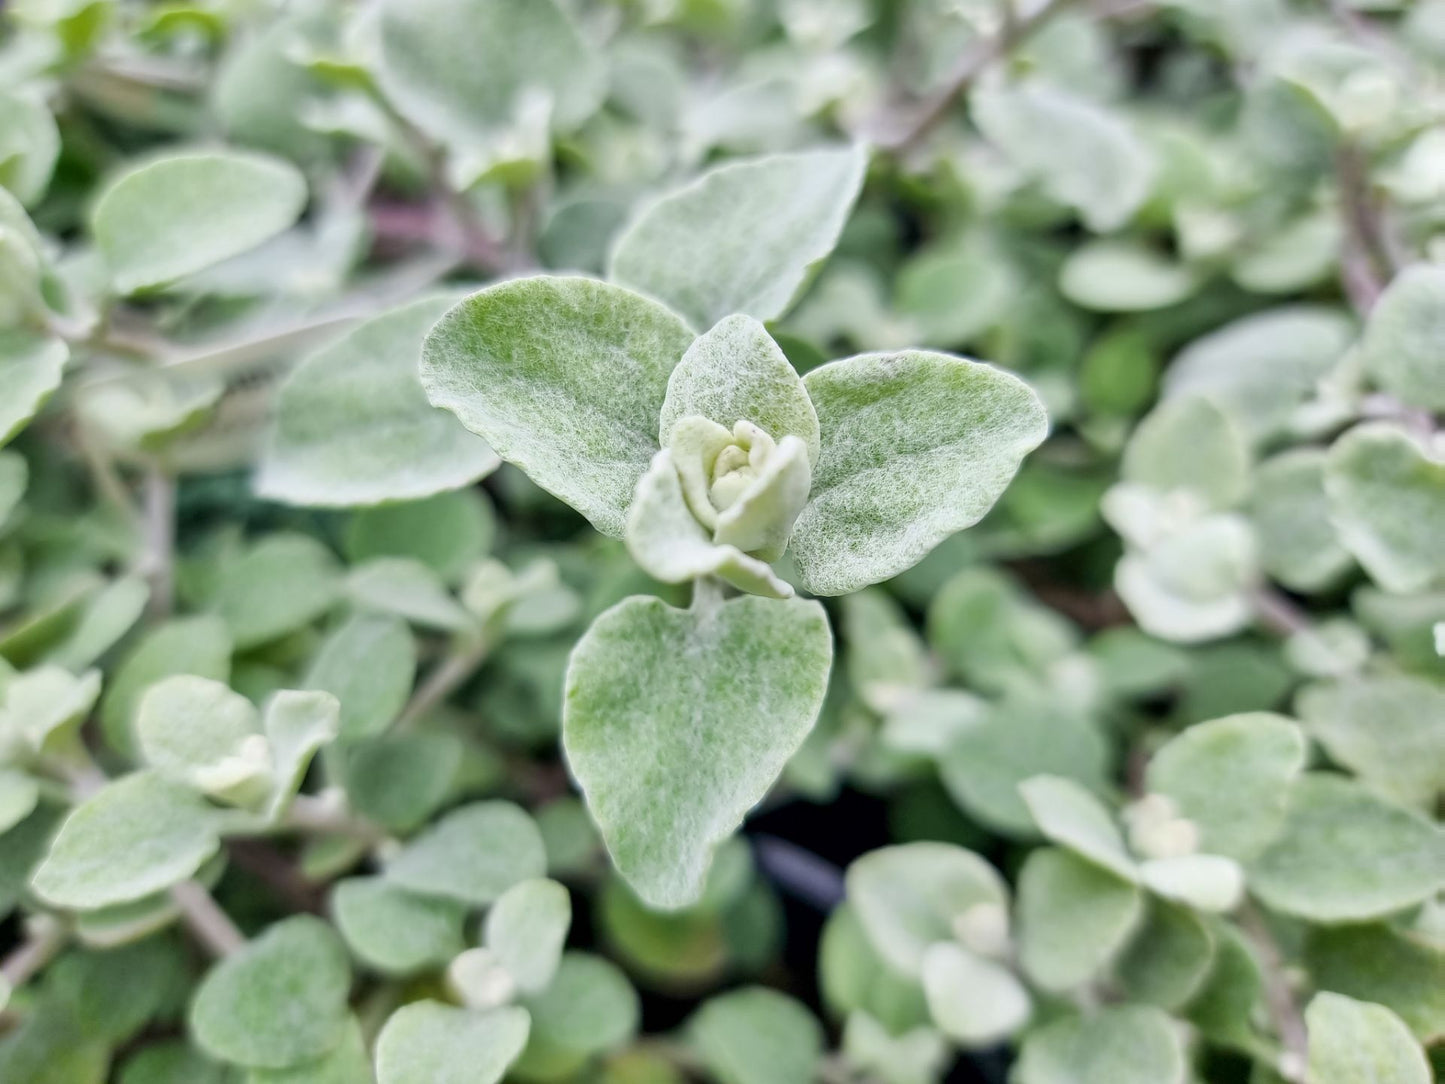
563, 592, 831, 909
376, 1002, 530, 1084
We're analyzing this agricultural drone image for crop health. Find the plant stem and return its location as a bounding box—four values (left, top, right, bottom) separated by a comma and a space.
1, 915, 68, 991
1252, 588, 1311, 638
281, 794, 388, 846
170, 881, 246, 958
142, 465, 175, 620
876, 0, 1073, 152
1239, 902, 1309, 1084
1335, 141, 1400, 314
395, 635, 492, 730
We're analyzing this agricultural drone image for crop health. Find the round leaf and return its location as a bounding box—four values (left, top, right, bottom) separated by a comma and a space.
385, 801, 546, 906
375, 1002, 530, 1084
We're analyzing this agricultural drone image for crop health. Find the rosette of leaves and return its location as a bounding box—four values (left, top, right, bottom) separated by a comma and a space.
422, 249, 1046, 906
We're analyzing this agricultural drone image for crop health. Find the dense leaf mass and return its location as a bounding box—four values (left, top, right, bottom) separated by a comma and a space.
0, 1, 1442, 1082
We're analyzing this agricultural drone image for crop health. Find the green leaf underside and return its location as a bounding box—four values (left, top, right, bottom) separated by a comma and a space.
610, 145, 867, 329
258, 294, 499, 507
420, 276, 696, 538
94, 151, 307, 293
563, 593, 831, 909
791, 351, 1048, 596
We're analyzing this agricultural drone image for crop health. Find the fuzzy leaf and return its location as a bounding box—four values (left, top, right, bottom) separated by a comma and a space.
257, 295, 499, 507
376, 1002, 530, 1084
1145, 712, 1307, 861
846, 842, 1008, 977
1014, 1006, 1185, 1084
212, 534, 342, 650
611, 146, 866, 329
376, 0, 603, 145
624, 449, 793, 598
1122, 396, 1251, 509
1359, 264, 1445, 411
32, 771, 222, 909
690, 986, 823, 1084
563, 592, 831, 909
1298, 676, 1445, 813
518, 952, 638, 1069
1306, 993, 1430, 1084
791, 351, 1047, 595
261, 690, 339, 818
1016, 847, 1143, 993
135, 675, 266, 802
93, 151, 307, 293
1059, 241, 1196, 312
303, 614, 416, 742
1306, 924, 1445, 1042
1249, 774, 1445, 923
1114, 900, 1216, 1009
100, 616, 232, 758
420, 276, 696, 538
921, 942, 1031, 1047
0, 332, 66, 448
1326, 423, 1445, 593
1020, 776, 1136, 882
658, 315, 820, 466
1251, 449, 1354, 592
973, 82, 1153, 232
331, 876, 466, 976
484, 878, 572, 994
385, 801, 546, 906
191, 916, 351, 1070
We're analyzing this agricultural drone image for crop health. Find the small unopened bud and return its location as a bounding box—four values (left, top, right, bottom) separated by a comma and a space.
1125, 793, 1199, 860
447, 948, 517, 1010
951, 902, 1011, 959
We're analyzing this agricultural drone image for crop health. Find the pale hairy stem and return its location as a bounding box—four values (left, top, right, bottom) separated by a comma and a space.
142, 465, 175, 620
1335, 141, 1401, 315
1239, 902, 1310, 1084
395, 634, 493, 731
875, 0, 1075, 152
0, 915, 68, 992
280, 793, 388, 847
171, 880, 246, 958
1251, 587, 1312, 638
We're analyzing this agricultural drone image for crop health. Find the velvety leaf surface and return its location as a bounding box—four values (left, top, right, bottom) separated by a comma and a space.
1359, 264, 1445, 411
303, 614, 415, 742
1016, 847, 1143, 993
484, 877, 571, 994
846, 842, 1008, 977
690, 986, 823, 1084
1306, 993, 1430, 1084
331, 876, 466, 976
377, 0, 603, 144
921, 942, 1031, 1046
563, 593, 831, 909
610, 146, 867, 329
658, 315, 820, 464
190, 916, 351, 1069
1249, 774, 1445, 923
1020, 776, 1136, 882
211, 534, 342, 650
93, 151, 307, 293
1013, 1006, 1185, 1084
0, 332, 66, 448
420, 277, 696, 538
791, 351, 1048, 595
375, 1002, 530, 1084
1305, 923, 1445, 1042
385, 801, 546, 906
31, 771, 222, 909
257, 295, 499, 506
1325, 423, 1445, 593
1145, 713, 1307, 860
